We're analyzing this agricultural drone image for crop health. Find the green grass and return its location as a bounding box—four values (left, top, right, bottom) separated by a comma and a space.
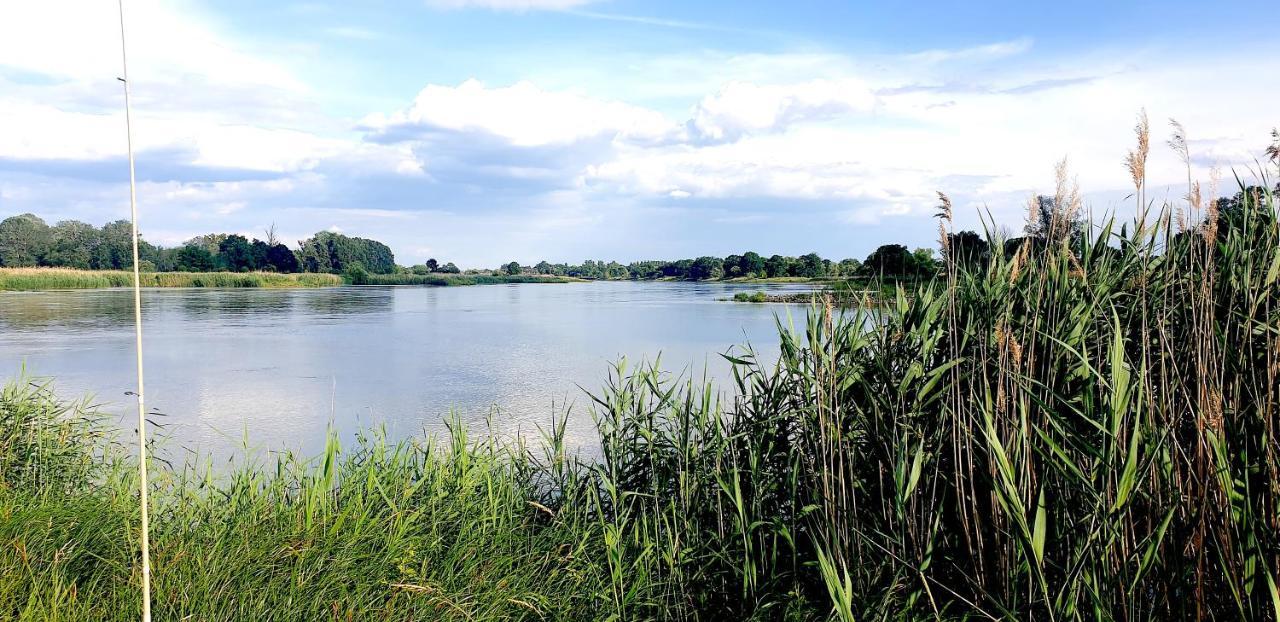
0, 268, 342, 290
2, 177, 1278, 618
732, 290, 770, 302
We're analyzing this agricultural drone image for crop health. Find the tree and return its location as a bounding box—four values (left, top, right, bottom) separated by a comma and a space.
944, 230, 990, 268
0, 213, 52, 267
1208, 184, 1280, 246
439, 262, 461, 274
723, 254, 744, 278
265, 243, 299, 273
45, 220, 98, 269
860, 244, 913, 277
173, 244, 218, 271
911, 248, 939, 275
218, 234, 256, 271
663, 259, 694, 279
627, 260, 664, 280
426, 258, 439, 272
504, 261, 522, 275
764, 254, 791, 278
186, 233, 228, 256
250, 239, 270, 271
91, 220, 136, 270
263, 223, 280, 247
689, 256, 724, 280
740, 251, 766, 277
296, 231, 396, 274
795, 252, 827, 278
1026, 195, 1083, 245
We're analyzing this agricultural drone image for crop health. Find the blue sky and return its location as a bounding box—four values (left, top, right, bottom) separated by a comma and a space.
1, 0, 1276, 267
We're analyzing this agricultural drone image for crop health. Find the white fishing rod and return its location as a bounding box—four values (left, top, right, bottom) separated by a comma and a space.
117, 1, 153, 619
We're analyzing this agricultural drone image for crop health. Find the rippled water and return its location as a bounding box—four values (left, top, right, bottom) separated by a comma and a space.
0, 282, 813, 459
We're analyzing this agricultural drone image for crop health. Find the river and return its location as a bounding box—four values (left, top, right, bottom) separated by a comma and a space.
0, 282, 815, 461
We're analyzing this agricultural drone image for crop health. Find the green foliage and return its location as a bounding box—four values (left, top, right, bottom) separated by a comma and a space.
0, 214, 312, 275
945, 229, 990, 267
503, 261, 522, 275
343, 264, 371, 285
44, 220, 96, 269
689, 255, 725, 280
217, 234, 256, 271
297, 231, 396, 274
264, 242, 300, 273
355, 273, 577, 286
173, 245, 218, 272
523, 251, 858, 282
794, 252, 827, 278
0, 213, 52, 267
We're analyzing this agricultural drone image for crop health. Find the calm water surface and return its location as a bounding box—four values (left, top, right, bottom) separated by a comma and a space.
0, 282, 813, 459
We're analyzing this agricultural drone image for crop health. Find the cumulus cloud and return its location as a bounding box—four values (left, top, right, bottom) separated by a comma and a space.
0, 0, 304, 93
2, 0, 1277, 268
361, 79, 678, 147
687, 78, 877, 142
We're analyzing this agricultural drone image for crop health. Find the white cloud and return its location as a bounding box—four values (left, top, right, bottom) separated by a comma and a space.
688, 78, 877, 142
3, 7, 1277, 268
0, 0, 304, 92
904, 38, 1035, 65
0, 0, 420, 179
354, 43, 1279, 235
361, 79, 678, 147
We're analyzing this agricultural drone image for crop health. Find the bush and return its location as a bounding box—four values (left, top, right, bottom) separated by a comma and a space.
342, 264, 370, 285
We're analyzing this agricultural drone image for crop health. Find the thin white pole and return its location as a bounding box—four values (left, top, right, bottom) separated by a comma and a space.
117, 1, 152, 620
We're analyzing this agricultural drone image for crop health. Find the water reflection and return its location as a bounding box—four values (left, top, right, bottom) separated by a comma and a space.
0, 290, 138, 330
0, 282, 813, 460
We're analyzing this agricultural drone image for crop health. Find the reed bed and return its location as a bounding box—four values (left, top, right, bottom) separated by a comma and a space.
0, 267, 342, 290
2, 133, 1278, 620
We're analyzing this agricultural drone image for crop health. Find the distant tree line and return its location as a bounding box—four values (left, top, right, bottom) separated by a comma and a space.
518, 247, 940, 282
8, 184, 1271, 280
0, 214, 402, 276
405, 258, 462, 275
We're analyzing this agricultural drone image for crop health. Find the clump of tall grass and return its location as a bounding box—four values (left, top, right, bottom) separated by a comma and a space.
0, 389, 610, 620
0, 267, 342, 290
577, 136, 1280, 618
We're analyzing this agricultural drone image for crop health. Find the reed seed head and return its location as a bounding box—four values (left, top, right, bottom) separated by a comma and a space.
1124, 109, 1150, 191
1268, 127, 1279, 166
1168, 118, 1189, 165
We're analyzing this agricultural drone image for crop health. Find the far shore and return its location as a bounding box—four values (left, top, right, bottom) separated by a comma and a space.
0, 267, 581, 291
0, 267, 844, 291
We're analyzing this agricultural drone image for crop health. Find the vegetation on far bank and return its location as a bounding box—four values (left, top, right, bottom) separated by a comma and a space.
346, 269, 580, 286
0, 267, 342, 290
0, 267, 582, 290
3, 125, 1278, 620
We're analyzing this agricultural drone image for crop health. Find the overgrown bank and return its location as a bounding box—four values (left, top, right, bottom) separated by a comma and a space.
0, 267, 342, 290
2, 173, 1278, 620
0, 267, 579, 290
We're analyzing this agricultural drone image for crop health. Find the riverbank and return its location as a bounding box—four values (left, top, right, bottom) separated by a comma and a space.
0, 268, 579, 291
3, 184, 1277, 620
0, 267, 342, 290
